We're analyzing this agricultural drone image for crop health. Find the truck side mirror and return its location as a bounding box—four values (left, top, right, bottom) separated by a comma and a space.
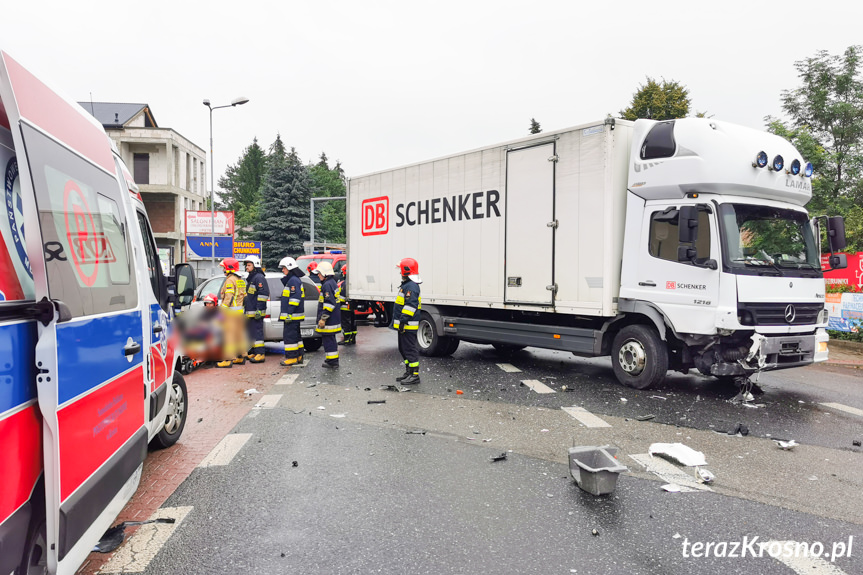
827, 216, 846, 252
678, 205, 698, 243
829, 253, 848, 270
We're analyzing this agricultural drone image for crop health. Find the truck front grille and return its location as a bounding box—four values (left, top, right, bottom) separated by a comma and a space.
737, 302, 824, 326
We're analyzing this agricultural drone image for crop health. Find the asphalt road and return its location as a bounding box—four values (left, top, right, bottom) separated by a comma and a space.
100, 325, 863, 575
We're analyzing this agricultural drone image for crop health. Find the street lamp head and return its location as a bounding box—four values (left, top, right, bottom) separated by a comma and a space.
203, 99, 211, 108
231, 96, 250, 106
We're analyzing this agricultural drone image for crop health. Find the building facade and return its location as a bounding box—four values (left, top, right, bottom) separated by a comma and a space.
80, 102, 207, 271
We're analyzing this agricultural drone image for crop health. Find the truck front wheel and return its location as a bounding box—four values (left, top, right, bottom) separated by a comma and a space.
611, 325, 668, 390
417, 311, 452, 356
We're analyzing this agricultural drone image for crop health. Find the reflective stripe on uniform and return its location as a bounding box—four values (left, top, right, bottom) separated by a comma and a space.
326, 351, 339, 360
290, 313, 305, 321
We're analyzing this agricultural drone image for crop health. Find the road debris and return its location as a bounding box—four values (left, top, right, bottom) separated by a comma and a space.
292, 461, 298, 467
650, 395, 667, 401
853, 440, 862, 447
695, 468, 715, 484
635, 414, 655, 421
727, 423, 750, 436
568, 446, 627, 496
329, 413, 346, 418
367, 400, 386, 404
491, 452, 508, 462
244, 388, 261, 395
774, 439, 799, 450
591, 528, 600, 536
648, 443, 707, 467
93, 518, 176, 553
661, 484, 682, 493
619, 398, 628, 403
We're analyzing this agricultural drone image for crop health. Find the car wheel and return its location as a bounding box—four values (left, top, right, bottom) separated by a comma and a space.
303, 338, 323, 352
151, 372, 188, 449
611, 325, 668, 390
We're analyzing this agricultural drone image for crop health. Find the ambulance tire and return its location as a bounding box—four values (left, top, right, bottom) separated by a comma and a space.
417, 312, 450, 357
611, 324, 669, 390
152, 373, 188, 449
303, 338, 323, 352
16, 492, 47, 575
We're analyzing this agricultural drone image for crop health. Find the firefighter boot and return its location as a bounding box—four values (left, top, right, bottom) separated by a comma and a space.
321, 360, 339, 369
233, 356, 246, 365
395, 365, 412, 382
401, 371, 420, 385
296, 354, 304, 365
216, 360, 233, 368
249, 353, 266, 364
281, 357, 297, 367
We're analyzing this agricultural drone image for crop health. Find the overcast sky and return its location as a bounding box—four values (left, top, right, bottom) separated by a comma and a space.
3, 1, 862, 192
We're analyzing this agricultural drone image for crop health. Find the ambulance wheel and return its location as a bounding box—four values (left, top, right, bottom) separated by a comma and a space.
611, 325, 668, 390
417, 312, 449, 357
152, 373, 188, 449
303, 338, 322, 352
16, 505, 46, 575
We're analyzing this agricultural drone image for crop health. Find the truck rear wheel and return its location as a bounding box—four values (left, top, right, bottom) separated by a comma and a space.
417, 312, 452, 356
611, 325, 668, 390
152, 372, 188, 449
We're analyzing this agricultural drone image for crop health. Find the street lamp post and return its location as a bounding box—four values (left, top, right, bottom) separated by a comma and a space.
203, 96, 249, 276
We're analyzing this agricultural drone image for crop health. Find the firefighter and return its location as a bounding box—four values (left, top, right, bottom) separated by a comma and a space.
393, 257, 422, 384
337, 264, 356, 345
306, 261, 318, 278
216, 257, 247, 368
313, 261, 341, 368
242, 255, 269, 363
279, 256, 306, 366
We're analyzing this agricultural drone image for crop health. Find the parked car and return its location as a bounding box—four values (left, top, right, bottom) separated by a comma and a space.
191, 272, 323, 351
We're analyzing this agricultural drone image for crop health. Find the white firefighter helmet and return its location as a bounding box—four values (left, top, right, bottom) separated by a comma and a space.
279, 256, 298, 270
243, 254, 262, 268
316, 261, 335, 277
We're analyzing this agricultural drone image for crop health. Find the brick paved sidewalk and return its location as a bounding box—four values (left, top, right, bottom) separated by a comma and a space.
827, 339, 863, 368
76, 357, 290, 575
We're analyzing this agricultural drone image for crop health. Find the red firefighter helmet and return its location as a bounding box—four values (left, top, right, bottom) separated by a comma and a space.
342, 264, 347, 275
203, 293, 218, 306
220, 257, 240, 273
306, 261, 318, 274
397, 257, 418, 276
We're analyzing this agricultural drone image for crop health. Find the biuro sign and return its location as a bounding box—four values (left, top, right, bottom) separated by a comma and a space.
64, 180, 115, 286
361, 196, 388, 236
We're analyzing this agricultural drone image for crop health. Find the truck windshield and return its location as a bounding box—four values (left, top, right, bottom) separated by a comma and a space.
718, 203, 821, 277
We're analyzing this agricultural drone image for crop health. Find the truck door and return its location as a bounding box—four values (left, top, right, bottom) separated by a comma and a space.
505, 142, 555, 306
631, 203, 720, 334
1, 53, 147, 574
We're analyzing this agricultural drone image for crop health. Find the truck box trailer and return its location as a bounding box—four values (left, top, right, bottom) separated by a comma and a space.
346, 117, 847, 389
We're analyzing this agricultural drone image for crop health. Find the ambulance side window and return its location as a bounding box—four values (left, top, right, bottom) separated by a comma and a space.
22, 123, 137, 317
0, 143, 35, 302
136, 211, 168, 311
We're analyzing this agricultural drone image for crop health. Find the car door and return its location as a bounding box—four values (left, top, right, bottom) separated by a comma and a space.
1, 52, 147, 574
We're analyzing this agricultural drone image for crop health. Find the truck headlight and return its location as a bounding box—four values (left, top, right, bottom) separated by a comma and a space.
818, 309, 829, 324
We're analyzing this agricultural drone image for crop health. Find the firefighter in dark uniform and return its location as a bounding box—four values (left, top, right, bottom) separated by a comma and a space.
313, 261, 341, 368
242, 255, 269, 363
337, 264, 356, 345
278, 256, 306, 366
393, 257, 422, 384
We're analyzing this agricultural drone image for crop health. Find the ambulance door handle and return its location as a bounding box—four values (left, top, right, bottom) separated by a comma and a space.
152, 324, 163, 333
638, 281, 656, 287
124, 341, 142, 356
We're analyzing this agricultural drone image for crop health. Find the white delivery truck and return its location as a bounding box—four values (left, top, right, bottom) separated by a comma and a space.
0, 51, 196, 574
346, 117, 847, 390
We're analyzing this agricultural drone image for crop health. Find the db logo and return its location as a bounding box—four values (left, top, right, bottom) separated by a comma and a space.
666, 281, 676, 289
361, 196, 389, 236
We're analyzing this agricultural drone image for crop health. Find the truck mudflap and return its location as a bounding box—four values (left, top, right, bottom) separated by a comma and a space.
712, 331, 822, 376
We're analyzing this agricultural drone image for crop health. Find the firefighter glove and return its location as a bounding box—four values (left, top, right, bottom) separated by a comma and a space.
398, 321, 406, 334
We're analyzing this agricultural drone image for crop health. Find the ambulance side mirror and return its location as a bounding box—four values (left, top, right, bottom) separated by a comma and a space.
173, 263, 196, 307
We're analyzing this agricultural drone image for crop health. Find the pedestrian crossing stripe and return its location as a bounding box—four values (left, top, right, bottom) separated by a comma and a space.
520, 379, 555, 394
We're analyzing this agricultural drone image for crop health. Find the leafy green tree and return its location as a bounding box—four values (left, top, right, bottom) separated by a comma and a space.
217, 139, 267, 240
254, 136, 312, 268
766, 45, 863, 250
309, 153, 347, 244
529, 118, 542, 134
620, 77, 690, 121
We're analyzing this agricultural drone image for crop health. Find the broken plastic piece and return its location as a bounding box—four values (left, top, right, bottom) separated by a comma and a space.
244, 388, 261, 395
695, 468, 715, 483
774, 439, 798, 450
367, 400, 386, 404
93, 518, 176, 553
568, 445, 627, 496
648, 443, 707, 467
635, 414, 655, 421
661, 483, 682, 493
456, 390, 464, 395
491, 452, 507, 462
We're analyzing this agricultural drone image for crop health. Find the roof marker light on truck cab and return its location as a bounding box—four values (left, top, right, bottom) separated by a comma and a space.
753, 151, 768, 168
805, 162, 814, 177
770, 155, 784, 172
789, 159, 801, 176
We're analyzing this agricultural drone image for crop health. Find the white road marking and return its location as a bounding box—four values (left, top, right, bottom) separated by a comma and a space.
275, 373, 299, 385
198, 433, 252, 467
561, 406, 611, 428
521, 379, 555, 394
628, 454, 713, 492
496, 363, 522, 373
254, 394, 283, 409
101, 506, 193, 573
820, 402, 863, 419
766, 540, 850, 574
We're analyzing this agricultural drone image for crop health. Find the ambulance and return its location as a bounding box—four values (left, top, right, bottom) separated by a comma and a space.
0, 51, 195, 574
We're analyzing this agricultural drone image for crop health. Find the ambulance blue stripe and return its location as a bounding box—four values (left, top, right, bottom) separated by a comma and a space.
0, 321, 38, 413
57, 311, 143, 404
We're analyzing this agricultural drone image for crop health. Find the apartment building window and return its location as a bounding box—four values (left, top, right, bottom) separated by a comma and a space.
133, 153, 150, 184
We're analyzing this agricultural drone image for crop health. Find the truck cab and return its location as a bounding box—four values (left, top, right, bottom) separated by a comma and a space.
618, 118, 844, 387
0, 50, 195, 575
